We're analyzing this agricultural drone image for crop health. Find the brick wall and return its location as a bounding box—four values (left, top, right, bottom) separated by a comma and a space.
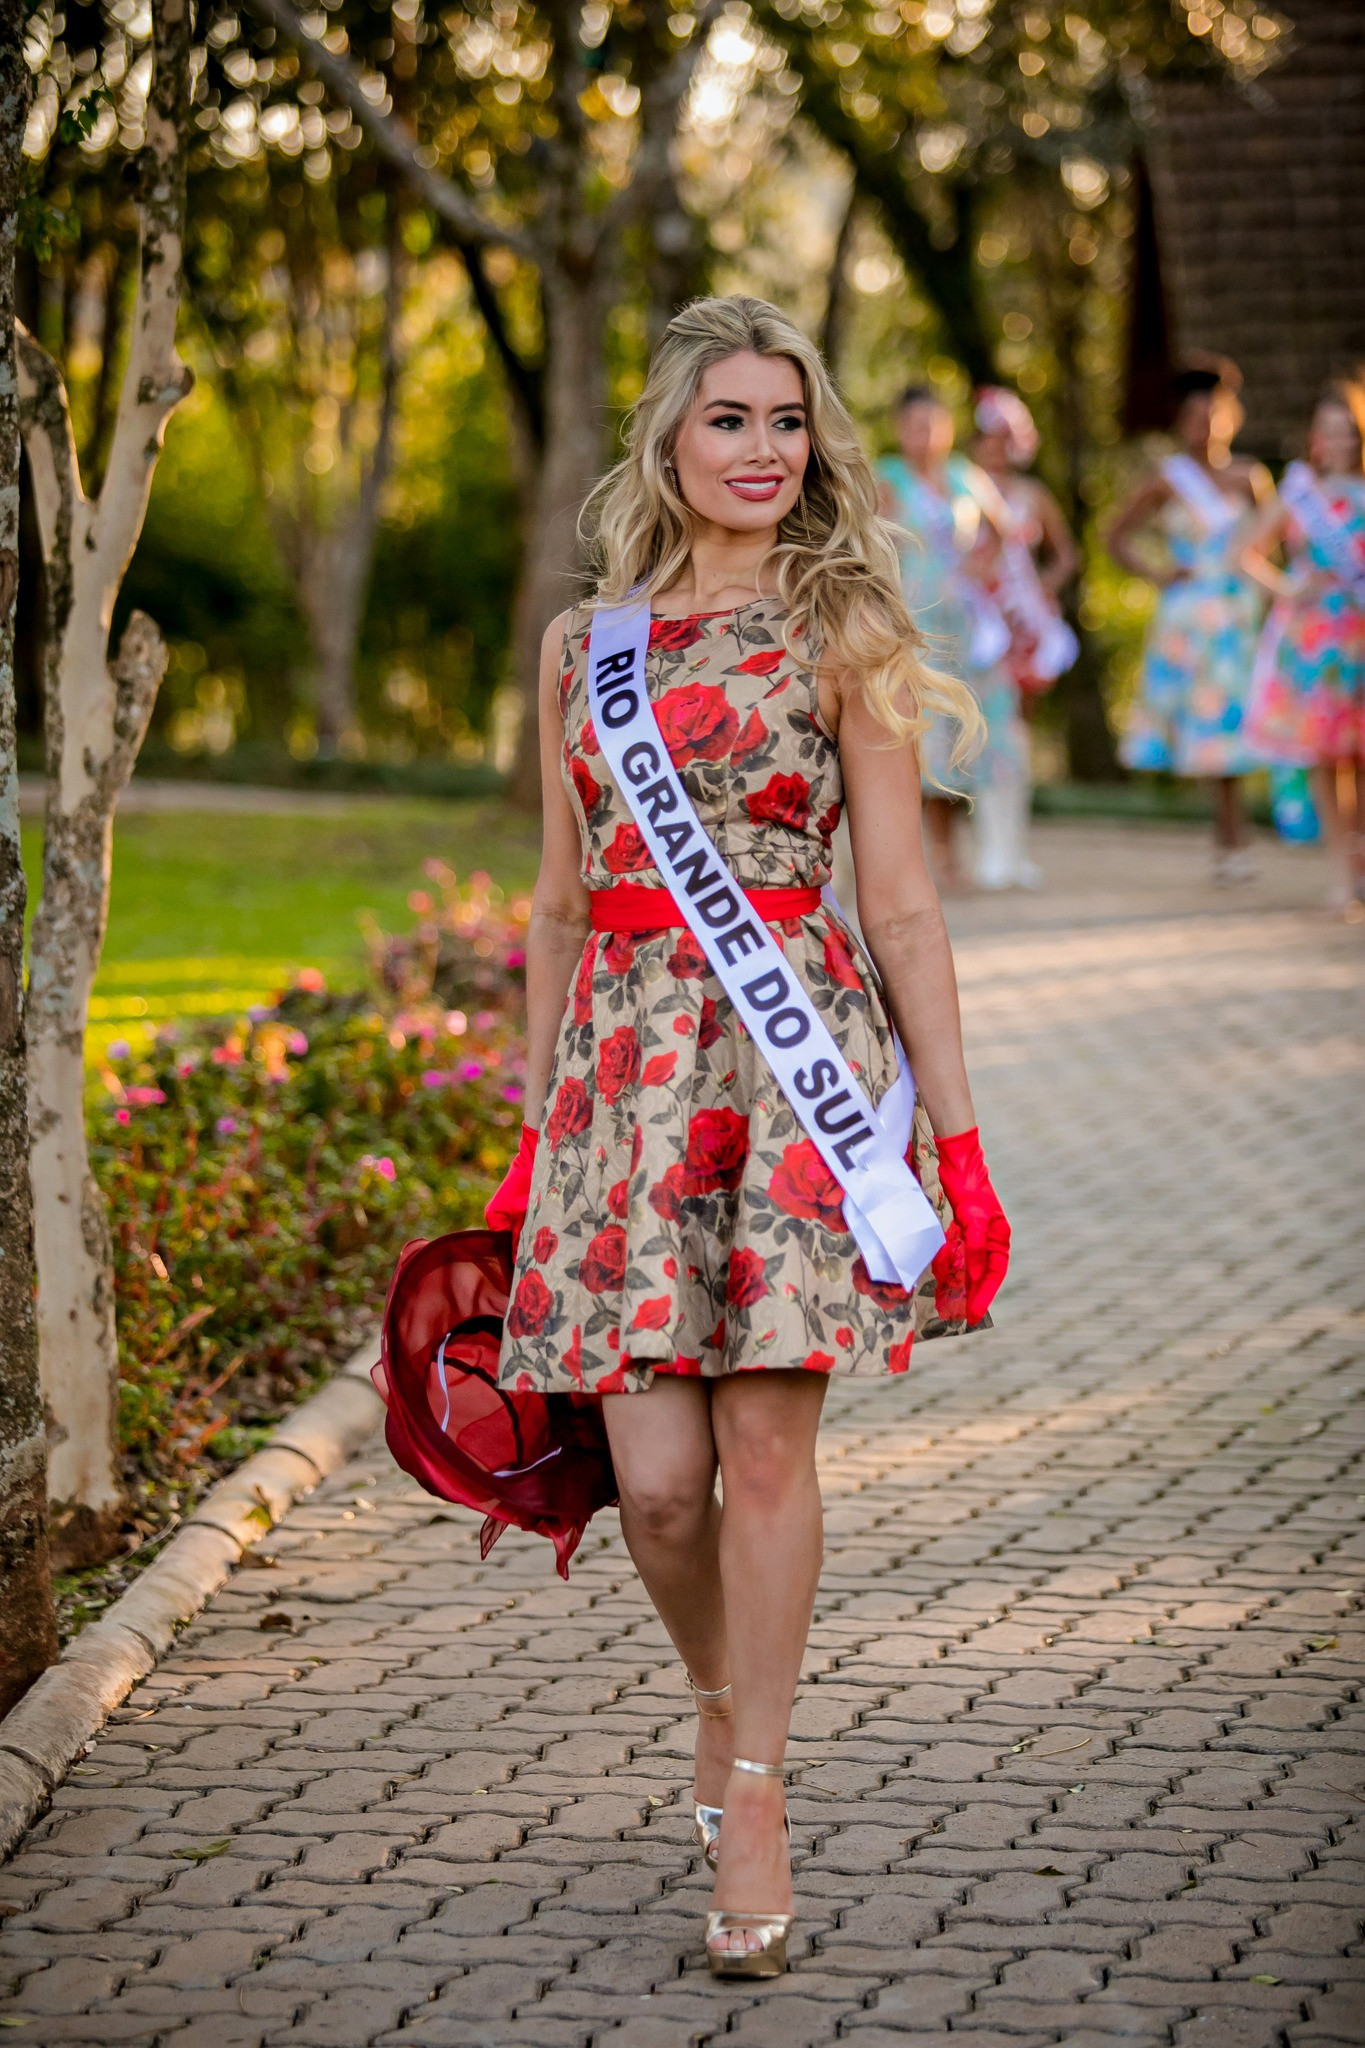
1143, 0, 1365, 460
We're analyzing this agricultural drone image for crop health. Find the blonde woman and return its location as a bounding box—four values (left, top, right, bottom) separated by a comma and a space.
485, 296, 1010, 1976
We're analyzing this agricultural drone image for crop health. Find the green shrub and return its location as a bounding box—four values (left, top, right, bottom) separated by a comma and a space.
93, 871, 531, 1517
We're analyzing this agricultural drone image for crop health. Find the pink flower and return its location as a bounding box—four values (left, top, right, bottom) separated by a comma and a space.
445, 1010, 468, 1037
506, 948, 526, 969
287, 1031, 309, 1056
501, 1084, 523, 1102
295, 968, 327, 993
216, 1116, 239, 1136
125, 1087, 167, 1107
107, 1040, 130, 1061
460, 1059, 484, 1081
361, 1154, 398, 1182
211, 1044, 242, 1067
176, 1061, 196, 1079
115, 1107, 131, 1126
474, 1010, 498, 1031
421, 1070, 450, 1089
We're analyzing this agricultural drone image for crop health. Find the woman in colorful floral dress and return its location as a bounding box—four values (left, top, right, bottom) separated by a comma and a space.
484, 297, 1009, 1976
1106, 362, 1272, 882
876, 387, 1025, 890
1243, 385, 1365, 913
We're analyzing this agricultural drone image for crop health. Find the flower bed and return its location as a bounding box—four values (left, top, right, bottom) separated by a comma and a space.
91, 866, 531, 1530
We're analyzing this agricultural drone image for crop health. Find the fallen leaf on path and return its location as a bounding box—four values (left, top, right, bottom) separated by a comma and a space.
172, 1840, 232, 1863
1306, 1636, 1338, 1652
1033, 1865, 1064, 1876
1249, 1975, 1281, 1986
1013, 1734, 1093, 1759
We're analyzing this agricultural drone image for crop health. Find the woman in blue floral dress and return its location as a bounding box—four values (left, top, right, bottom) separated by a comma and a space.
877, 387, 1025, 890
1107, 363, 1272, 881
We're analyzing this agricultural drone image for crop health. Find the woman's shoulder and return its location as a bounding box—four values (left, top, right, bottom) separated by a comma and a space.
543, 604, 593, 660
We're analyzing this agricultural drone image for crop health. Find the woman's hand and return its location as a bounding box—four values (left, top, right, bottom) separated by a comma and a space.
1104, 470, 1174, 585
933, 1126, 1010, 1326
485, 1124, 539, 1246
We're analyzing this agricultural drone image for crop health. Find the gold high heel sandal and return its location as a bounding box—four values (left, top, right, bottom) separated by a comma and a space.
686, 1671, 732, 1870
705, 1757, 793, 1980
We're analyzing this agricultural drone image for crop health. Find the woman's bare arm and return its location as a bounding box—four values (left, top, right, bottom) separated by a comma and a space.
1029, 478, 1082, 595
834, 675, 975, 1137
1105, 471, 1174, 583
1240, 496, 1293, 599
522, 613, 592, 1126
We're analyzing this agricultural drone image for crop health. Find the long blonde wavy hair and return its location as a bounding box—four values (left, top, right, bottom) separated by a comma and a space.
581, 294, 984, 765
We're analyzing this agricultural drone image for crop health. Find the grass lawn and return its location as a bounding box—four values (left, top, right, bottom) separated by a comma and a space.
22, 797, 543, 1063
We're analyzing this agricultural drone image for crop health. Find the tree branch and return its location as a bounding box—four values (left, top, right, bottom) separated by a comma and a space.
96, 0, 194, 598
107, 610, 167, 788
446, 231, 545, 447
755, 15, 994, 384
243, 0, 537, 262
14, 325, 82, 582
598, 0, 724, 244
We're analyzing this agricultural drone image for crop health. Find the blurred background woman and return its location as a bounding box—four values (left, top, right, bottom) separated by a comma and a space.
1106, 361, 1272, 883
971, 385, 1080, 714
877, 387, 1029, 891
1243, 383, 1365, 914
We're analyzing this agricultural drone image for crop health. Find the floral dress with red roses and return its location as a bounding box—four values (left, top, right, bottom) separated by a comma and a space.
498, 598, 963, 1398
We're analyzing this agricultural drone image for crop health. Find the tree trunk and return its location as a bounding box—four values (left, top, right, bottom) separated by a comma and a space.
297, 517, 370, 755
1037, 185, 1121, 783
507, 261, 615, 810
297, 226, 404, 758
17, 0, 192, 1567
819, 188, 859, 374
0, 0, 58, 1713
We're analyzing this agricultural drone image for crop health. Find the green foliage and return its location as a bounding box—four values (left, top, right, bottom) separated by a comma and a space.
16, 83, 114, 262
121, 373, 302, 748
91, 903, 529, 1511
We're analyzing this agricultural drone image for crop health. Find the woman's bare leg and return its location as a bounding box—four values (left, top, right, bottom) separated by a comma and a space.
708, 1369, 828, 1945
1312, 759, 1355, 908
923, 795, 967, 892
601, 1378, 731, 1804
1211, 775, 1248, 851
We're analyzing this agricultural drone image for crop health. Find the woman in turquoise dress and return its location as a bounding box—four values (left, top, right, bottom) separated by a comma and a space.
877, 387, 1027, 890
1243, 385, 1365, 911
1106, 363, 1271, 882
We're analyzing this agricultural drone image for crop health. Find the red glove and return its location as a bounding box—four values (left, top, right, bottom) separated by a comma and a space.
484, 1124, 539, 1248
932, 1126, 1010, 1327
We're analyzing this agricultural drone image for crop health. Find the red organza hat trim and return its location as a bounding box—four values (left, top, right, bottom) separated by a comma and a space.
373, 1229, 617, 1579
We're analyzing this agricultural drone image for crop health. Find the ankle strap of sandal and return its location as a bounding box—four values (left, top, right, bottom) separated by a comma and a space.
732, 1756, 785, 1778
685, 1671, 733, 1719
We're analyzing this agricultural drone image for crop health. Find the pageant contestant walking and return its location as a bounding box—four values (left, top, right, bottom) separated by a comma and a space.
1106, 362, 1271, 881
470, 298, 1008, 1977
1243, 384, 1365, 914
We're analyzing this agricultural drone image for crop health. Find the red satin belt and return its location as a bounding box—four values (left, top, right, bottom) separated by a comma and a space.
589, 882, 822, 932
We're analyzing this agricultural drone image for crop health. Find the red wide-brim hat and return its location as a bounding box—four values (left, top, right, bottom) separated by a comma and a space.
374, 1229, 617, 1578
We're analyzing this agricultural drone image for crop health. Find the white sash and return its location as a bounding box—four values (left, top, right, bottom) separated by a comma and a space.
587, 598, 945, 1292
1280, 461, 1365, 604
1162, 454, 1239, 537
995, 539, 1079, 681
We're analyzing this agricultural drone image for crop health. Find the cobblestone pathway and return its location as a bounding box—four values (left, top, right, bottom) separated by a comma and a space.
2, 823, 1363, 2048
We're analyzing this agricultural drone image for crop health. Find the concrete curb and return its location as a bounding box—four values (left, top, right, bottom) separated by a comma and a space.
0, 1338, 384, 1862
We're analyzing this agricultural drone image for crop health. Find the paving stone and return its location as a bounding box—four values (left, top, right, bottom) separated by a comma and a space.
1, 835, 1361, 2043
